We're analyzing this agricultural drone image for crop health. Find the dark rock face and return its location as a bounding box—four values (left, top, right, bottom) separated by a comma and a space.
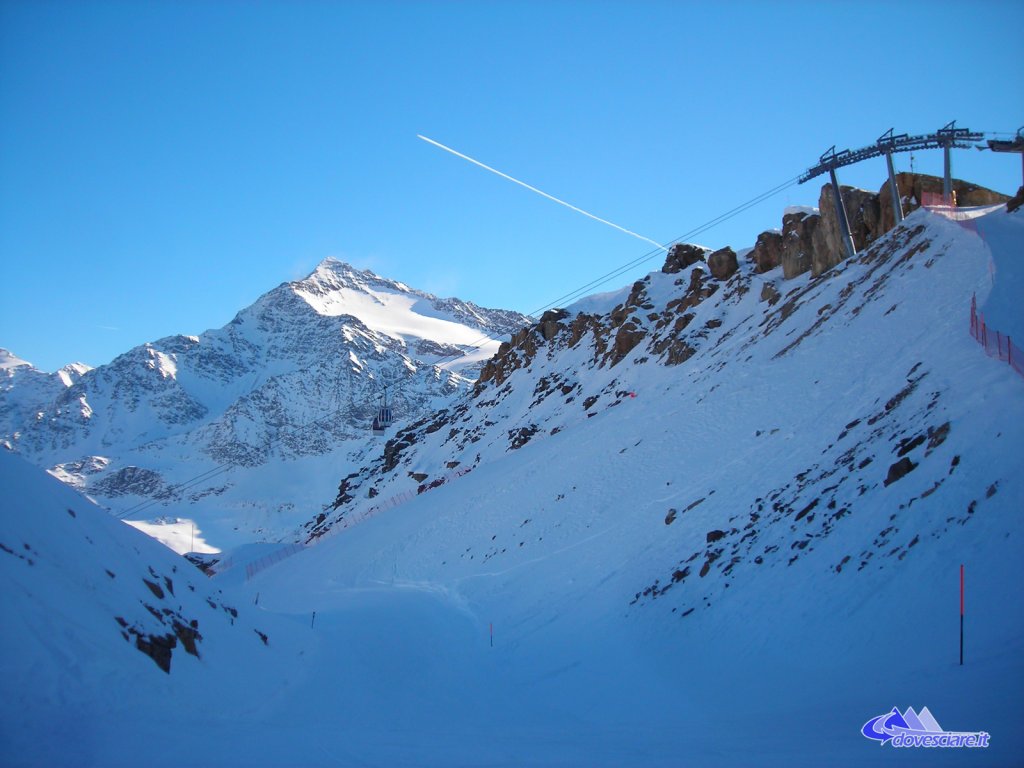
92, 466, 166, 498
537, 309, 569, 342
816, 185, 881, 275
884, 456, 917, 486
662, 244, 706, 274
1008, 186, 1024, 213
135, 632, 177, 673
780, 211, 820, 279
707, 247, 738, 281
750, 230, 784, 273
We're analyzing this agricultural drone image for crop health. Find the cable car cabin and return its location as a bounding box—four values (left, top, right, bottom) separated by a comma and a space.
371, 406, 392, 436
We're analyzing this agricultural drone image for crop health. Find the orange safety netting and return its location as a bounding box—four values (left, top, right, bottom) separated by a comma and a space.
970, 294, 1023, 379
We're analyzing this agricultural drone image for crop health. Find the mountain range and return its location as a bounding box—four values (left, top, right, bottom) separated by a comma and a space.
0, 259, 531, 550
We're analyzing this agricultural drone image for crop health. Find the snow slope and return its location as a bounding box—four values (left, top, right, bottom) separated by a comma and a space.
0, 449, 315, 767
974, 208, 1024, 340
269, 205, 1022, 765
3, 207, 1021, 767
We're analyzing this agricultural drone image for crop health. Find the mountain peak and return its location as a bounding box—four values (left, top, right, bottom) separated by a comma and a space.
302, 258, 415, 299
0, 348, 33, 371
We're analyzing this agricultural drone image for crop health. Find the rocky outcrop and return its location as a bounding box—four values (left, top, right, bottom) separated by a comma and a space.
749, 230, 784, 273
661, 244, 706, 274
707, 247, 738, 281
816, 185, 881, 276
878, 172, 1010, 231
92, 466, 166, 498
537, 309, 570, 341
751, 173, 1009, 283
780, 210, 820, 279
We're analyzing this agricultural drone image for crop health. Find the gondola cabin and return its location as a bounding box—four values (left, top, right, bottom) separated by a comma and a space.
371, 405, 392, 436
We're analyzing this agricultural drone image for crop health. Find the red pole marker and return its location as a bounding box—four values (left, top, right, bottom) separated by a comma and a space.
960, 565, 964, 666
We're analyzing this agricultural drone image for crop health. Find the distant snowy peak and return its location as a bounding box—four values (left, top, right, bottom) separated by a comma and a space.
0, 348, 31, 370
1, 258, 535, 539
57, 361, 92, 384
292, 258, 531, 343
1, 349, 91, 440
306, 258, 414, 296
0, 347, 91, 378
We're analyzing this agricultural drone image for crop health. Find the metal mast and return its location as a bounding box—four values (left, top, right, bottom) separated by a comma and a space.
877, 128, 906, 224
935, 121, 982, 203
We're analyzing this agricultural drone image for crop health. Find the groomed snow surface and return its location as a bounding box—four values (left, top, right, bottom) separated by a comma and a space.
2, 207, 1023, 767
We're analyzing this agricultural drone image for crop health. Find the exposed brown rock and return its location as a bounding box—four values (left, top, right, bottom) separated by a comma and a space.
537, 309, 569, 341
662, 244, 706, 274
750, 230, 784, 273
817, 185, 881, 275
780, 210, 820, 279
707, 247, 738, 281
760, 281, 781, 306
610, 321, 646, 365
878, 172, 1010, 233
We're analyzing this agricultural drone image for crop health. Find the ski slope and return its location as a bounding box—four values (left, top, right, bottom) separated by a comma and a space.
2, 206, 1022, 767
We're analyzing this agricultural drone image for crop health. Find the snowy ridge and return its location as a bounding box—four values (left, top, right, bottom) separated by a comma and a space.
0, 261, 531, 550
312, 211, 1022, 601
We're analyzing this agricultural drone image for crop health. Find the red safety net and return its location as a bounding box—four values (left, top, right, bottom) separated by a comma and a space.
970, 294, 1024, 379
921, 190, 956, 208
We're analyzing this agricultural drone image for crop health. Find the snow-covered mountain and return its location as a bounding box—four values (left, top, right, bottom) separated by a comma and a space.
0, 348, 90, 437
263, 203, 1019, 764
1, 260, 531, 551
2, 202, 1021, 767
0, 449, 314, 765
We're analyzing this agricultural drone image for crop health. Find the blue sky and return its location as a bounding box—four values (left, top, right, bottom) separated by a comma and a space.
1, 0, 1022, 371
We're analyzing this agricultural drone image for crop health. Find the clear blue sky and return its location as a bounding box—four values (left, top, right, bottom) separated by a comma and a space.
2, 0, 1022, 371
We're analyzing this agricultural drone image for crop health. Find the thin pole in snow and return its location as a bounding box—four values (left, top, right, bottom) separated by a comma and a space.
490, 622, 493, 648
312, 611, 317, 629
960, 564, 964, 666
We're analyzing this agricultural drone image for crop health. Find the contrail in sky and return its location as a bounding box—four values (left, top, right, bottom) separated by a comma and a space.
417, 135, 669, 253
